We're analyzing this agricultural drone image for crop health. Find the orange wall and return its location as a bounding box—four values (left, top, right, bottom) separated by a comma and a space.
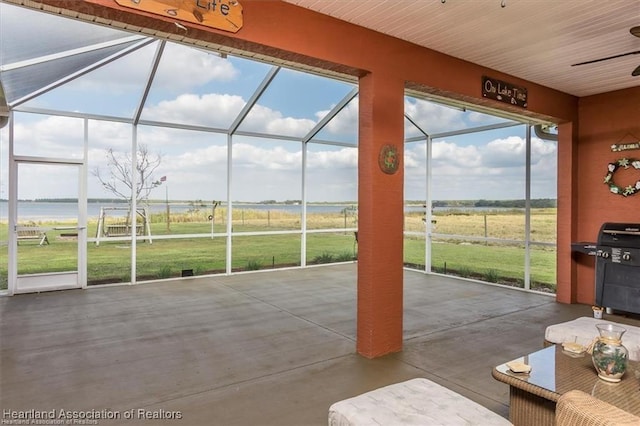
572, 87, 640, 304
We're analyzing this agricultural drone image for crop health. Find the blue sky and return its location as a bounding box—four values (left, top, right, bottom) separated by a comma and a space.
0, 3, 557, 203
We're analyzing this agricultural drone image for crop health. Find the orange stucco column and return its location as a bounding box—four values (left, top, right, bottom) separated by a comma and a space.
357, 72, 404, 358
556, 121, 578, 304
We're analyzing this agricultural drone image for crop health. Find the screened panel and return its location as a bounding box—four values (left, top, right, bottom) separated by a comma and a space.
306, 204, 357, 231
306, 232, 357, 265
87, 241, 131, 285
311, 96, 358, 145
140, 44, 273, 129
405, 96, 519, 136
137, 125, 228, 217
0, 3, 135, 64
430, 126, 527, 246
431, 237, 525, 289
231, 234, 301, 271
530, 138, 558, 243
22, 41, 155, 117
249, 68, 354, 120
13, 112, 85, 158
136, 237, 226, 282
87, 119, 133, 204
237, 68, 354, 138
1, 0, 140, 117
3, 35, 147, 105
231, 136, 302, 231
404, 140, 428, 233
404, 234, 426, 271
306, 144, 357, 202
530, 246, 557, 293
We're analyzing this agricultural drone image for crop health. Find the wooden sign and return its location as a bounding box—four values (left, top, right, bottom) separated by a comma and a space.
611, 142, 640, 152
482, 76, 528, 108
115, 0, 243, 33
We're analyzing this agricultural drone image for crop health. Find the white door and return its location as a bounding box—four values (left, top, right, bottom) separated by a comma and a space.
10, 161, 86, 294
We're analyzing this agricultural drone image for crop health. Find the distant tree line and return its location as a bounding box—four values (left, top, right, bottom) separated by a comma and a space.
415, 199, 557, 208
473, 199, 557, 208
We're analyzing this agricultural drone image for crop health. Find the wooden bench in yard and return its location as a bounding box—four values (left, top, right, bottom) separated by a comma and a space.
17, 223, 49, 246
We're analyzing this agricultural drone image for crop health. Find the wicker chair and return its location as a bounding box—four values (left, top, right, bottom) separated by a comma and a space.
556, 390, 640, 426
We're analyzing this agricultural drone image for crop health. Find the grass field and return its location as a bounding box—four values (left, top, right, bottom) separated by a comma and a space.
0, 207, 557, 292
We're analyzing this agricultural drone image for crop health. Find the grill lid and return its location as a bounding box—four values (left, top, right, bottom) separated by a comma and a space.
598, 223, 640, 248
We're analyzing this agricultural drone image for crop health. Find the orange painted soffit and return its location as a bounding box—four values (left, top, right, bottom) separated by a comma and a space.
114, 0, 243, 33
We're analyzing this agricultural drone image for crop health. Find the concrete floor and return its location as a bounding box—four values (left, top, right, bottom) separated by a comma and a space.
1, 264, 631, 425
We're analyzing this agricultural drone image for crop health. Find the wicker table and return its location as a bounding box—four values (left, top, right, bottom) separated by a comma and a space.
492, 345, 640, 426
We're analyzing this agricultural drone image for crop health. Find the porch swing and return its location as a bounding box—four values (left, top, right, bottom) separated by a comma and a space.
95, 206, 153, 246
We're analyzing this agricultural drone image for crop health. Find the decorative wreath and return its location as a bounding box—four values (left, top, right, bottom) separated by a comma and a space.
603, 158, 640, 197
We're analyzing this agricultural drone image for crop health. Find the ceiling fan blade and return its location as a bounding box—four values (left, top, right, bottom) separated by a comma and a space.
633, 64, 640, 77
631, 26, 640, 38
572, 50, 640, 66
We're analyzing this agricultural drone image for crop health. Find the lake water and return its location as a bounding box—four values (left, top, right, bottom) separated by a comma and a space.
2, 201, 515, 221
4, 201, 354, 220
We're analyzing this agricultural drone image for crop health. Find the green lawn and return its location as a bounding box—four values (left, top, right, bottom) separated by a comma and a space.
404, 236, 556, 292
0, 209, 557, 291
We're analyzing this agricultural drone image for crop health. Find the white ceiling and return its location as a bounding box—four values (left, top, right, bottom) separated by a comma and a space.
283, 0, 640, 97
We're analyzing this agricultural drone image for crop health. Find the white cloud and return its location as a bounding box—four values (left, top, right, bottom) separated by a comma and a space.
306, 147, 358, 202
404, 142, 426, 169
404, 98, 465, 135
404, 136, 557, 200
143, 93, 318, 137
12, 116, 85, 158
230, 143, 302, 201
143, 93, 246, 127
233, 142, 301, 171
174, 145, 227, 169
432, 141, 482, 167
307, 147, 358, 170
316, 100, 358, 136
482, 136, 556, 168
59, 42, 239, 96
241, 104, 316, 137
153, 44, 238, 90
482, 136, 527, 167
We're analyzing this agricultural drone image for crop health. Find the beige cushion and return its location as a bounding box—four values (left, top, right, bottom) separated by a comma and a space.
545, 317, 640, 361
328, 378, 511, 426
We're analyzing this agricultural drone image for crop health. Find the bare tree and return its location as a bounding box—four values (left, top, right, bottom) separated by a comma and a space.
93, 144, 163, 204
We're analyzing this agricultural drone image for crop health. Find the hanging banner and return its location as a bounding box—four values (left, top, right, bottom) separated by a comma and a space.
115, 0, 243, 33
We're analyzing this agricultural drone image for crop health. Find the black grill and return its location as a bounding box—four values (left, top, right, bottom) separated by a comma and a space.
594, 223, 640, 314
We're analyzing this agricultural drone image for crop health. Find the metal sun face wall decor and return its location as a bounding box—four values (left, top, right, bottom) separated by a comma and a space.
378, 144, 400, 175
